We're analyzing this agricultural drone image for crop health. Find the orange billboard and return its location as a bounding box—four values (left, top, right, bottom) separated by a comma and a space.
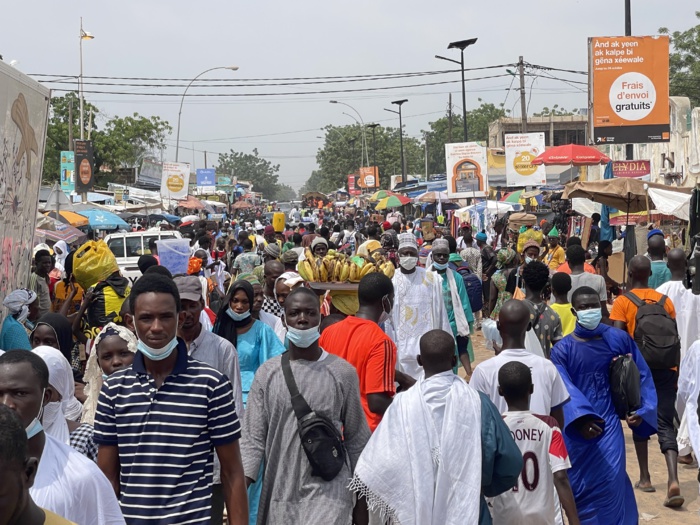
357, 166, 379, 188
589, 35, 669, 144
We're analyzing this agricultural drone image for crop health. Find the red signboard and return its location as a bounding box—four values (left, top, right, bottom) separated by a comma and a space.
347, 174, 361, 195
612, 160, 651, 178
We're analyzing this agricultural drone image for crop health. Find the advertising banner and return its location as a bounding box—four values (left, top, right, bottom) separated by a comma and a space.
612, 160, 651, 179
74, 139, 95, 192
347, 174, 360, 196
160, 161, 190, 200
358, 166, 379, 188
0, 61, 51, 308
504, 133, 547, 187
139, 158, 163, 187
589, 35, 670, 144
60, 151, 75, 194
445, 142, 488, 198
196, 168, 216, 193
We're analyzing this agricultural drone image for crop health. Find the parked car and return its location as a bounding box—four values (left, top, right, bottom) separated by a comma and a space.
104, 230, 183, 282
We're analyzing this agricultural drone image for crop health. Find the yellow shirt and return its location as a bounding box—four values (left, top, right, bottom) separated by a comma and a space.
545, 245, 565, 271
550, 302, 576, 336
43, 508, 76, 525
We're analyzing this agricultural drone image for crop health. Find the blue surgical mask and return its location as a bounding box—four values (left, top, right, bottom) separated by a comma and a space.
286, 324, 321, 348
26, 389, 45, 439
226, 307, 251, 321
432, 261, 449, 271
525, 256, 534, 264
101, 373, 109, 381
135, 324, 179, 361
576, 308, 602, 330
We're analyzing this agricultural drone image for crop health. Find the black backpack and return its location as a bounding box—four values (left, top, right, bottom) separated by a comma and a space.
281, 353, 347, 481
609, 354, 642, 419
451, 262, 484, 312
624, 292, 681, 369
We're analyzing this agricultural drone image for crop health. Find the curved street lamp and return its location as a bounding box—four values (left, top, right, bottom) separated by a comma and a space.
175, 66, 239, 162
330, 100, 369, 166
79, 17, 95, 141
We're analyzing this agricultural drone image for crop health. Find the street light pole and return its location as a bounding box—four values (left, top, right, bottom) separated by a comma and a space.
79, 18, 94, 141
341, 112, 365, 168
436, 38, 477, 142
176, 66, 239, 162
385, 99, 408, 180
367, 123, 379, 169
330, 100, 369, 166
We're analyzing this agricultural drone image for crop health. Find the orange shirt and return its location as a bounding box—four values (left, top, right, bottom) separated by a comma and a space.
556, 261, 596, 275
610, 288, 676, 337
320, 316, 396, 431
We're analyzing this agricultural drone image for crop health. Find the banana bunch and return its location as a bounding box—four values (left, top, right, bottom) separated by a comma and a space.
296, 248, 395, 282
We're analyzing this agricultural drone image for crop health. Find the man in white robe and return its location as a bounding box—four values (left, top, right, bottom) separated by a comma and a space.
390, 233, 451, 379
657, 249, 700, 460
350, 329, 522, 525
0, 350, 124, 525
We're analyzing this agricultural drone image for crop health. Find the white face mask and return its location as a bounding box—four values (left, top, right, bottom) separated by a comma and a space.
399, 256, 418, 271
286, 324, 321, 348
378, 295, 392, 325
135, 323, 179, 361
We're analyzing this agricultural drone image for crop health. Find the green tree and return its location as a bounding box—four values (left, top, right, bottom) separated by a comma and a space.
311, 124, 422, 192
660, 12, 700, 107
43, 92, 101, 182
96, 113, 171, 173
422, 99, 507, 174
274, 183, 297, 201
42, 94, 172, 185
533, 105, 579, 117
215, 148, 280, 199
299, 170, 325, 196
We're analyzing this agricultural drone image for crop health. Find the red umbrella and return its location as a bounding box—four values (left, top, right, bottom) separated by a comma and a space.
531, 144, 611, 166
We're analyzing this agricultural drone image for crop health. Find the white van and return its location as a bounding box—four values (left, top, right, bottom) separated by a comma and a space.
104, 230, 183, 282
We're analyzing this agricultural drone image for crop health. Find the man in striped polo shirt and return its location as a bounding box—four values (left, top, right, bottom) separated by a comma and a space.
94, 274, 248, 525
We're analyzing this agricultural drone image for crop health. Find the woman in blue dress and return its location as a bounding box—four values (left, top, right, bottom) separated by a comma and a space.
213, 279, 285, 525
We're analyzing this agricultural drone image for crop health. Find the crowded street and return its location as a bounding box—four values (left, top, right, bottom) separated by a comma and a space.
2, 2, 700, 524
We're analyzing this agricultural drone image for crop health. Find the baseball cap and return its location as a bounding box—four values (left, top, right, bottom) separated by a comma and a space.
174, 275, 203, 302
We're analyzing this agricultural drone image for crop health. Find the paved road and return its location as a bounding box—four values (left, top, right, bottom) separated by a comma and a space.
469, 329, 699, 522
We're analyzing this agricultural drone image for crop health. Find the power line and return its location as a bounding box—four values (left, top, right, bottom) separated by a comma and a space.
31, 64, 515, 83
43, 74, 513, 97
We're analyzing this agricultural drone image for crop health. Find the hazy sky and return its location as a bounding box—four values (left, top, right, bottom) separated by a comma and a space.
4, 0, 695, 189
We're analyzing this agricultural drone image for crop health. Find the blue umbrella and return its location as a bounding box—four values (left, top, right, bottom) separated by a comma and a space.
79, 209, 130, 230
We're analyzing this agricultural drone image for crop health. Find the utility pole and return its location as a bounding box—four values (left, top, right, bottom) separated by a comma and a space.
68, 100, 73, 151
448, 93, 453, 143
625, 0, 633, 161
518, 56, 528, 133
204, 150, 208, 169
424, 132, 429, 180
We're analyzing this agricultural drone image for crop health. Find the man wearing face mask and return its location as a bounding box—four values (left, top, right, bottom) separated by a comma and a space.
429, 238, 475, 376
391, 233, 451, 380
93, 274, 249, 525
550, 286, 658, 524
241, 287, 371, 524
321, 272, 400, 431
0, 350, 124, 525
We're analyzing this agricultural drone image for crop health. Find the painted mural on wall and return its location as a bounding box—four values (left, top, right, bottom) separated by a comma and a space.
0, 62, 50, 309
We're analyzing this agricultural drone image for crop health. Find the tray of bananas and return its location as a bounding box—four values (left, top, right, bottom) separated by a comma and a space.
297, 248, 394, 290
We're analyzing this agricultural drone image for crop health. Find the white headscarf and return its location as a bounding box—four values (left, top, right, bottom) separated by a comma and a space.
82, 323, 137, 425
3, 288, 37, 323
32, 346, 82, 444
53, 240, 69, 273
